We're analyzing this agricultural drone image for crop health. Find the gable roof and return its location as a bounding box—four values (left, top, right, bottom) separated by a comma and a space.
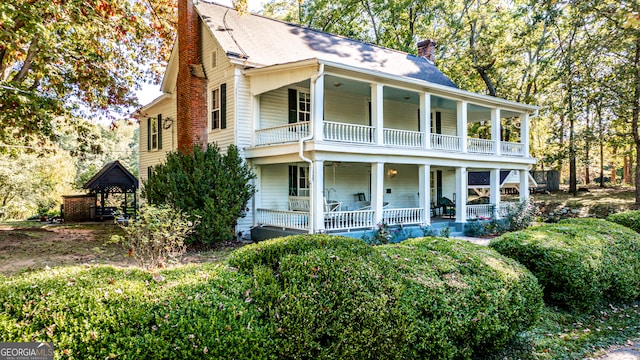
195, 1, 458, 88
83, 160, 138, 192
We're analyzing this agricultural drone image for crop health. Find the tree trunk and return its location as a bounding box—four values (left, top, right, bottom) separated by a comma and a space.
634, 36, 640, 205
612, 147, 617, 184
600, 138, 604, 187
624, 156, 630, 184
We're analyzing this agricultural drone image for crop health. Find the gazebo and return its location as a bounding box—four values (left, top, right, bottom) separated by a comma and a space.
83, 160, 138, 220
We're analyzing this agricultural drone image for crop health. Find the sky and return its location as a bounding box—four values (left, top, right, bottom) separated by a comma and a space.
134, 0, 265, 106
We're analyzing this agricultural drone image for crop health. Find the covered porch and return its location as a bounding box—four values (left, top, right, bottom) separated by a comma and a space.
252, 160, 529, 235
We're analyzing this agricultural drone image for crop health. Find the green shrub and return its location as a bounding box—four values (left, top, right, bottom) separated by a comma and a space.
230, 234, 542, 359
608, 210, 640, 233
143, 143, 256, 245
0, 265, 274, 359
490, 218, 640, 312
111, 204, 197, 269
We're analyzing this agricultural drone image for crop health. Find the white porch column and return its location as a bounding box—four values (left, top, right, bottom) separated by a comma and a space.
455, 166, 467, 223
252, 95, 260, 147
311, 73, 325, 141
419, 164, 431, 225
519, 169, 530, 202
311, 160, 325, 233
420, 93, 431, 150
371, 83, 384, 145
491, 108, 501, 156
457, 101, 468, 152
490, 168, 501, 218
371, 162, 385, 225
521, 112, 530, 157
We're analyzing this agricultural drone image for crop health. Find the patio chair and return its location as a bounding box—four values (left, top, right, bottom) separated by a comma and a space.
440, 197, 455, 218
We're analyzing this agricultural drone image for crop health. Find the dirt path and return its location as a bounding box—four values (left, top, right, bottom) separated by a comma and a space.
0, 223, 135, 276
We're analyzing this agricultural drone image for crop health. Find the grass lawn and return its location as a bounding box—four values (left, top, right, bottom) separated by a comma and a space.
2, 187, 640, 358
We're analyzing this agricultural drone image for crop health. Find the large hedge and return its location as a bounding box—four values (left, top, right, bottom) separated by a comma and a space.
490, 218, 640, 312
1, 235, 542, 359
608, 210, 640, 234
229, 235, 542, 359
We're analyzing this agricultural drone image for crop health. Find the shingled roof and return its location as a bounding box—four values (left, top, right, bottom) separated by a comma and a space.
195, 1, 458, 88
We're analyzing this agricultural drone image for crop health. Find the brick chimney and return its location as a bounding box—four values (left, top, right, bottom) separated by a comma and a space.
177, 0, 208, 152
417, 39, 437, 63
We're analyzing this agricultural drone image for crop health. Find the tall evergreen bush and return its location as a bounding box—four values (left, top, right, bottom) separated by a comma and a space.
143, 144, 255, 245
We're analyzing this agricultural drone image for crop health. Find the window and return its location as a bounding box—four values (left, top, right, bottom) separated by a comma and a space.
211, 88, 220, 130
298, 91, 311, 122
210, 84, 227, 130
288, 89, 311, 124
147, 116, 162, 151
288, 165, 310, 197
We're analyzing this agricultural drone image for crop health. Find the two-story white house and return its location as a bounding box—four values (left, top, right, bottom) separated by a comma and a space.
138, 0, 537, 240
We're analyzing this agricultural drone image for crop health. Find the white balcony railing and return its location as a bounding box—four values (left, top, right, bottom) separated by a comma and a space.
255, 123, 309, 146
324, 210, 375, 231
467, 138, 495, 154
466, 204, 495, 220
430, 133, 462, 151
257, 209, 309, 230
383, 129, 424, 147
383, 208, 424, 226
501, 141, 524, 156
324, 121, 375, 144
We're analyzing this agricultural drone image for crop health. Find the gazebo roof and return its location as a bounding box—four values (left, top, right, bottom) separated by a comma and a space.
83, 160, 138, 193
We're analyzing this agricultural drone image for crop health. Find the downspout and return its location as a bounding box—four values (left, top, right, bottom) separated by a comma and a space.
299, 63, 324, 233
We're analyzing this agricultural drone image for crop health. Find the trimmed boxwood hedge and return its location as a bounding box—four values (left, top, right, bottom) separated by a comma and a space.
230, 234, 542, 359
1, 235, 542, 359
490, 218, 640, 312
608, 210, 640, 234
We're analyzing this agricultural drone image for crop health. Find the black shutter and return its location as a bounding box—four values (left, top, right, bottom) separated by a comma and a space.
157, 114, 163, 150
288, 166, 298, 196
147, 118, 151, 151
220, 83, 227, 129
417, 109, 420, 131
288, 89, 297, 124
436, 111, 442, 134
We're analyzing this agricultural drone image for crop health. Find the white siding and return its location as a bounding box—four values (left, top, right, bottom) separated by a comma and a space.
323, 163, 370, 209
438, 109, 457, 136
384, 100, 419, 131
259, 164, 290, 210
382, 164, 420, 208
259, 87, 289, 128
324, 90, 368, 125
235, 68, 254, 233
201, 23, 236, 149
440, 170, 456, 200
139, 98, 177, 183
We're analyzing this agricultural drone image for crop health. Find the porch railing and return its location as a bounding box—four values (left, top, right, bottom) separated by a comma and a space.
255, 123, 309, 146
324, 209, 375, 231
501, 141, 524, 156
257, 209, 309, 230
324, 121, 375, 144
467, 138, 495, 154
498, 202, 519, 217
383, 208, 424, 226
466, 204, 495, 220
383, 129, 424, 147
430, 133, 462, 151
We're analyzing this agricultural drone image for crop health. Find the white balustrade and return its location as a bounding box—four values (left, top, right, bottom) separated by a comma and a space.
383, 129, 424, 147
501, 141, 524, 156
467, 138, 495, 154
257, 209, 309, 230
466, 204, 495, 220
383, 208, 424, 226
324, 121, 375, 144
324, 210, 375, 231
255, 123, 309, 146
430, 133, 462, 151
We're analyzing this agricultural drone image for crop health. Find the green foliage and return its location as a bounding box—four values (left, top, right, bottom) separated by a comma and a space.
0, 264, 274, 359
490, 219, 640, 312
143, 143, 256, 245
229, 234, 542, 358
111, 205, 198, 269
607, 210, 640, 234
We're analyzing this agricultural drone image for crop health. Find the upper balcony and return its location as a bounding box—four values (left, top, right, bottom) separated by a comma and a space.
250, 73, 531, 160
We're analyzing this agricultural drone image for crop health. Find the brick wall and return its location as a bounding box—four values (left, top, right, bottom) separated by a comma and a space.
62, 195, 95, 222
177, 0, 208, 152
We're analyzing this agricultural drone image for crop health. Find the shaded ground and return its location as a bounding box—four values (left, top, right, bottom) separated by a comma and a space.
531, 185, 636, 220
0, 221, 236, 276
